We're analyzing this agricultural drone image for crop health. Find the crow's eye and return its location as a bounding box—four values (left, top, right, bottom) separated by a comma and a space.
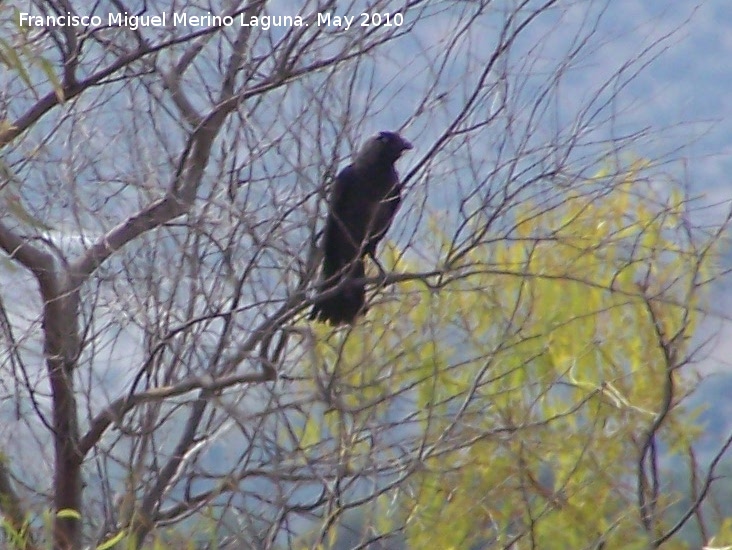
377, 132, 390, 142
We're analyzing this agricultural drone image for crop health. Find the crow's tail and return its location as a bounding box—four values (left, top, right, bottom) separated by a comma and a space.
310, 258, 366, 325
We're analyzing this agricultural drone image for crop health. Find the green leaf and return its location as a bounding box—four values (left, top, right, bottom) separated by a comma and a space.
96, 530, 127, 550
56, 508, 82, 520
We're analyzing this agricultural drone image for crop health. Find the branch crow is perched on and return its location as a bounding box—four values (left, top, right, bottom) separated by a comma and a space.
311, 131, 413, 325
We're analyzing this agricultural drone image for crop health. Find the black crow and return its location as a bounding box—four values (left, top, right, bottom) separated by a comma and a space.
310, 131, 413, 325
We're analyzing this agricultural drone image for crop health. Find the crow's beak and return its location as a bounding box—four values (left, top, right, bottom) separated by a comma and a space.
401, 138, 413, 151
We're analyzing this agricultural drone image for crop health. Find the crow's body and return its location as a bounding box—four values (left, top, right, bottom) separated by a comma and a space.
311, 132, 412, 325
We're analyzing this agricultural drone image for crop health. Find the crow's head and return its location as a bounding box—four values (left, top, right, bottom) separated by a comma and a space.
355, 131, 413, 168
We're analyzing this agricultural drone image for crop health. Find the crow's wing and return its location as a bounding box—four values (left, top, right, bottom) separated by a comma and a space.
322, 165, 371, 279
365, 170, 401, 256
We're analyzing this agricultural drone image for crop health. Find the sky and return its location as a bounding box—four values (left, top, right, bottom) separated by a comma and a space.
553, 1, 732, 375
604, 1, 731, 205
604, 1, 732, 457
660, 1, 732, 374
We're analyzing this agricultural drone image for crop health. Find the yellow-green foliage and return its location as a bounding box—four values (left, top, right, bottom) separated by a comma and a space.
307, 173, 714, 548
